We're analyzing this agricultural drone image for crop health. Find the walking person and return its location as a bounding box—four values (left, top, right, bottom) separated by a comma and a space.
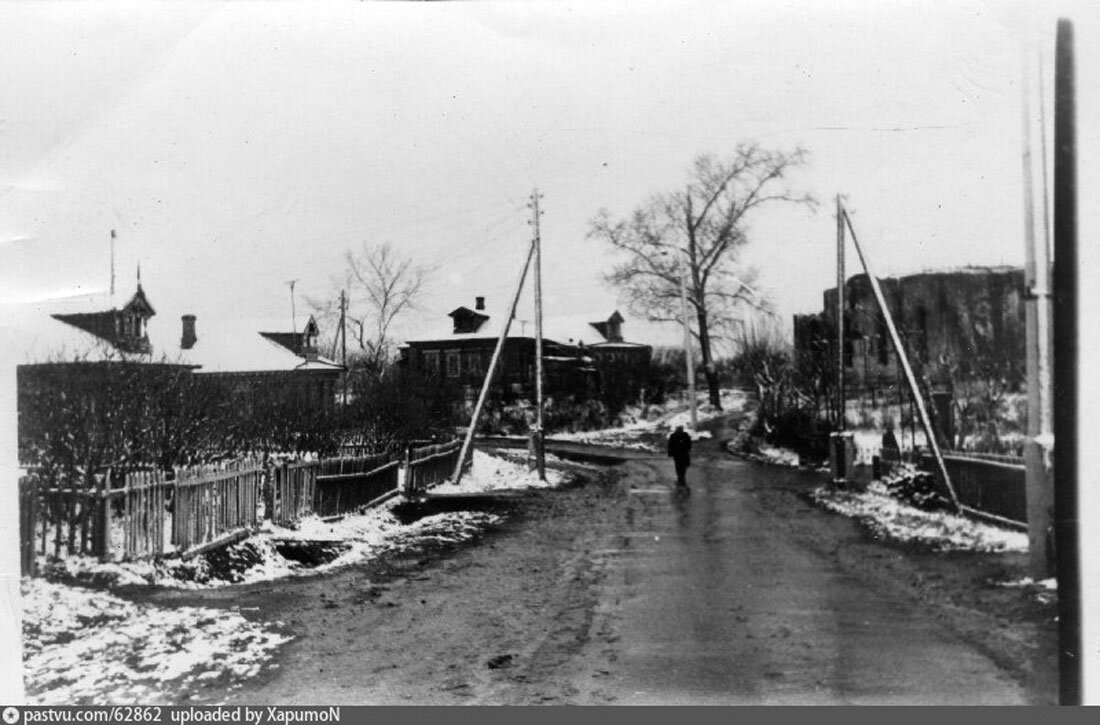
668, 425, 693, 489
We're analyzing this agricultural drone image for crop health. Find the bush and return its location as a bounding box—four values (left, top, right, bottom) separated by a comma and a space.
879, 465, 950, 511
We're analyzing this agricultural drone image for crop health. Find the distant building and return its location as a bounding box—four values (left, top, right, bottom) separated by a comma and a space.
8, 283, 343, 421
400, 296, 652, 398
172, 312, 342, 412
793, 266, 1026, 392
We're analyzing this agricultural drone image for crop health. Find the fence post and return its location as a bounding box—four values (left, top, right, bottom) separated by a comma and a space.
19, 477, 37, 577
97, 469, 112, 560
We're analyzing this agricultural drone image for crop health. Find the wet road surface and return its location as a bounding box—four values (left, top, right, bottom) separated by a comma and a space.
584, 454, 1028, 704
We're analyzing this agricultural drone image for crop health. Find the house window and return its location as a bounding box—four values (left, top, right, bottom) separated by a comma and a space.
465, 350, 482, 377
446, 351, 461, 378
423, 351, 441, 375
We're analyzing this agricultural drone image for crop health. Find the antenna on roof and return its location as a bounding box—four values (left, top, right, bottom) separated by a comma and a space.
286, 279, 298, 334
110, 229, 116, 298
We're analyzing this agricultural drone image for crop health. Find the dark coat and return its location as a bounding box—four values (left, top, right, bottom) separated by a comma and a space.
667, 429, 692, 465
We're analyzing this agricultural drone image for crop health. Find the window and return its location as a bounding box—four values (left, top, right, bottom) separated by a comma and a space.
465, 350, 481, 376
423, 351, 441, 375
446, 351, 461, 378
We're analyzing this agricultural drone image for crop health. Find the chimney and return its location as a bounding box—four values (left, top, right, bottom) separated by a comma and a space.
475, 296, 485, 311
181, 314, 197, 350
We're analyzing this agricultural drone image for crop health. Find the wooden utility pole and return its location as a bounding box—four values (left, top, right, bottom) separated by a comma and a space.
835, 195, 846, 431
452, 236, 538, 486
841, 203, 960, 512
339, 289, 348, 406
1020, 44, 1054, 579
1052, 17, 1080, 706
531, 189, 546, 480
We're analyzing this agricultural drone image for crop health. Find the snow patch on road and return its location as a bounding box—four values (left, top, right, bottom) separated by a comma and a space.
22, 579, 290, 705
811, 482, 1028, 552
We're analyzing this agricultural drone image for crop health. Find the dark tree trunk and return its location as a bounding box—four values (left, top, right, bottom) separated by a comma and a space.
695, 307, 722, 410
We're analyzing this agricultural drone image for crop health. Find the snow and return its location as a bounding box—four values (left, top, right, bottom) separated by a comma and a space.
22, 450, 576, 704
22, 579, 290, 705
811, 481, 1028, 552
755, 444, 800, 467
38, 450, 572, 591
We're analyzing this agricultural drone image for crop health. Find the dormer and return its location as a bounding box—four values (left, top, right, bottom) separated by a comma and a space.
260, 314, 322, 356
449, 304, 490, 334
590, 311, 625, 342
52, 283, 156, 354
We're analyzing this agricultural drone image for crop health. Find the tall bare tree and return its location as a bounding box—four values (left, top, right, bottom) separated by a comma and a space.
589, 144, 814, 408
311, 242, 432, 374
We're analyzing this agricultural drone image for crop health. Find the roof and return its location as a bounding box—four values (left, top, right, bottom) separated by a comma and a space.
405, 309, 638, 347
148, 316, 342, 374
1, 301, 148, 365
2, 298, 340, 374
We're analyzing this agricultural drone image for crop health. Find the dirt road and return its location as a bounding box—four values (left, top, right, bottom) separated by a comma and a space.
142, 430, 1057, 705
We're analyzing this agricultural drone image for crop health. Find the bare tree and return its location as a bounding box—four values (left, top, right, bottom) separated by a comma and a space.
589, 144, 814, 408
311, 243, 432, 373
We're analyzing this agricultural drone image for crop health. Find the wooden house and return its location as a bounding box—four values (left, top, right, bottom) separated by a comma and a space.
400, 296, 651, 399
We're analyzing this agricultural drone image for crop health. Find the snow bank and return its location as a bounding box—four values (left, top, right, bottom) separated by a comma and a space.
441, 450, 568, 491
22, 579, 290, 705
811, 482, 1027, 552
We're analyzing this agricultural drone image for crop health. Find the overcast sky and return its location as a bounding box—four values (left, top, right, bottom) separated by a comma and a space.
0, 0, 1096, 350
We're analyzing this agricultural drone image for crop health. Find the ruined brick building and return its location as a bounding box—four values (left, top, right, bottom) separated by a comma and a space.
793, 266, 1026, 394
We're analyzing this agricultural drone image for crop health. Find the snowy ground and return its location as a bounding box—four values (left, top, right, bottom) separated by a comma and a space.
811, 481, 1028, 553
22, 450, 576, 705
22, 579, 291, 705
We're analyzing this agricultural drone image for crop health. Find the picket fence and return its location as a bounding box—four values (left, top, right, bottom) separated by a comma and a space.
314, 453, 400, 518
20, 438, 475, 574
404, 439, 470, 496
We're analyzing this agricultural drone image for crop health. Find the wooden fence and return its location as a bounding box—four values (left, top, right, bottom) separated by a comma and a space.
20, 442, 475, 571
268, 460, 317, 526
19, 477, 39, 576
107, 469, 172, 561
404, 439, 470, 496
172, 460, 263, 558
24, 469, 110, 563
315, 453, 399, 517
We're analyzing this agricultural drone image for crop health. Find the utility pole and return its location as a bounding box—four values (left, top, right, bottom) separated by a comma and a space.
1020, 43, 1055, 580
286, 280, 298, 334
841, 203, 960, 512
830, 195, 854, 485
1052, 17, 1080, 706
339, 289, 348, 406
530, 189, 546, 480
676, 247, 698, 429
452, 236, 538, 486
836, 195, 845, 431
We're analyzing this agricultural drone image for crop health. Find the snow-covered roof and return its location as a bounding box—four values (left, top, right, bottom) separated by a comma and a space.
1, 301, 145, 365
405, 308, 645, 347
148, 316, 341, 374
2, 297, 340, 374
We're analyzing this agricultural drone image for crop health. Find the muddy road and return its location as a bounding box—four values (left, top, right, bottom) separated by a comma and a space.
142, 430, 1057, 705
